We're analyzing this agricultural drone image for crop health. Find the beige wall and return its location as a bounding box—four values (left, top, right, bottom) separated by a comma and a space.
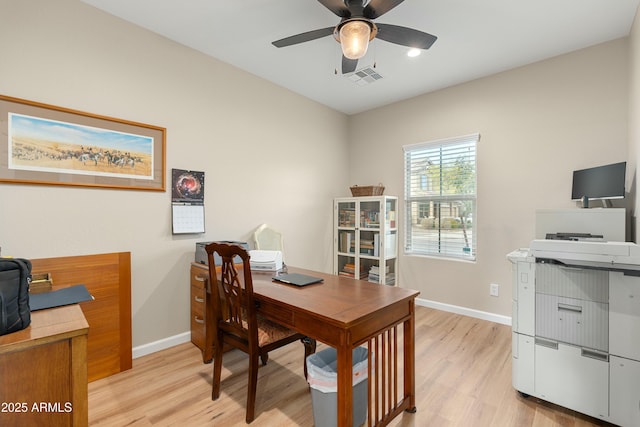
0, 0, 349, 348
630, 7, 640, 240
0, 0, 634, 350
349, 39, 629, 316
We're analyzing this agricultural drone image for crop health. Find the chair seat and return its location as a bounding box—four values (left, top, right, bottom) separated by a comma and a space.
258, 316, 298, 347
232, 315, 297, 347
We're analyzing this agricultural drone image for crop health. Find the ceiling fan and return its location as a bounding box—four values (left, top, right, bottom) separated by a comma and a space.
272, 0, 437, 74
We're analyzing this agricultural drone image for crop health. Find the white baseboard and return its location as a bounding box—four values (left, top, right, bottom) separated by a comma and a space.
132, 331, 191, 359
132, 301, 511, 360
416, 297, 512, 326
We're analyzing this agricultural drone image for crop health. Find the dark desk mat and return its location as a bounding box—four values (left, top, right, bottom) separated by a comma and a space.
29, 284, 94, 311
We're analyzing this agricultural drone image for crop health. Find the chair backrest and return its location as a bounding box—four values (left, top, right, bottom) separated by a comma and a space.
253, 224, 284, 253
205, 242, 258, 349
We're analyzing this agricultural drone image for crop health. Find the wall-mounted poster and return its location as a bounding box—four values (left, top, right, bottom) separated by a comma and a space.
171, 168, 205, 234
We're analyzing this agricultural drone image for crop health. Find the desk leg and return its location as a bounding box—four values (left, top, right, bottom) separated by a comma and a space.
404, 300, 417, 413
337, 344, 354, 427
69, 333, 88, 427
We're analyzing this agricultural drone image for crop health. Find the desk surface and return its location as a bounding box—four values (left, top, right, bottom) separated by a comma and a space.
0, 304, 89, 354
252, 267, 419, 327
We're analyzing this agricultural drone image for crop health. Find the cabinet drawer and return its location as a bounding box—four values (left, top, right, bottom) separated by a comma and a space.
610, 272, 640, 360
258, 299, 294, 326
191, 267, 209, 289
535, 341, 609, 420
190, 279, 206, 349
536, 293, 608, 351
610, 356, 640, 427
192, 284, 206, 307
191, 315, 205, 345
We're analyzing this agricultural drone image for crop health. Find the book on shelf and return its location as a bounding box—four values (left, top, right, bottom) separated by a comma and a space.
374, 233, 379, 257
368, 272, 395, 284
342, 263, 355, 274
369, 265, 390, 274
386, 210, 396, 228
339, 232, 354, 253
359, 238, 374, 255
367, 264, 394, 284
360, 210, 380, 228
339, 208, 356, 227
358, 234, 380, 256
340, 263, 367, 279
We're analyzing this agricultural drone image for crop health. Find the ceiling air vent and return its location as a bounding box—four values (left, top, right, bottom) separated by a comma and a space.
347, 67, 383, 86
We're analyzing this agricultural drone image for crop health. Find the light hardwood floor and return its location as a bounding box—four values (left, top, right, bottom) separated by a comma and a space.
88, 306, 613, 426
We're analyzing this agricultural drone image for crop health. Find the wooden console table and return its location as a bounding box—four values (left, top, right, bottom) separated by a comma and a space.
0, 305, 89, 427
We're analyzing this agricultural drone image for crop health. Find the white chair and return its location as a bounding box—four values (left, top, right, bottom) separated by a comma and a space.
252, 224, 284, 255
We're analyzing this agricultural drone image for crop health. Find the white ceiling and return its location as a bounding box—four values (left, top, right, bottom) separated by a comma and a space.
81, 0, 639, 115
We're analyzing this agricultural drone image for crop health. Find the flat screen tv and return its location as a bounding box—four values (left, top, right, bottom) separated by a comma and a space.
571, 161, 626, 201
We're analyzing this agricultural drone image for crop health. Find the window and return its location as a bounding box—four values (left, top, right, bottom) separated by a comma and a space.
403, 133, 478, 261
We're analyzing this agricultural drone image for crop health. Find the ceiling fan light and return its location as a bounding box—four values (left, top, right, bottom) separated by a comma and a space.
340, 20, 371, 60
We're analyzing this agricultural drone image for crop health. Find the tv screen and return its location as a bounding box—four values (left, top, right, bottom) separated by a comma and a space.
571, 161, 626, 201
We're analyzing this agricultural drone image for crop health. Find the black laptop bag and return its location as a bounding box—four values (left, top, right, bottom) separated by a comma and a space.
0, 258, 32, 335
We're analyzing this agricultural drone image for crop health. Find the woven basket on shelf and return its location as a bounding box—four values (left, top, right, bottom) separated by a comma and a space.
350, 184, 385, 197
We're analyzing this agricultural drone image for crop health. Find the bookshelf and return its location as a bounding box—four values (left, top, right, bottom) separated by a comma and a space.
334, 196, 398, 286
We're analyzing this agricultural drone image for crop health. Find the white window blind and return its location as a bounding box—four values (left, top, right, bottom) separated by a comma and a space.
403, 133, 479, 260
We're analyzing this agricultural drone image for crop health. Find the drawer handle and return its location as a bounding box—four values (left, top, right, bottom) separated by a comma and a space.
194, 316, 205, 324
194, 296, 204, 303
535, 337, 558, 350
558, 303, 582, 313
581, 348, 608, 362
194, 275, 207, 282
558, 265, 585, 272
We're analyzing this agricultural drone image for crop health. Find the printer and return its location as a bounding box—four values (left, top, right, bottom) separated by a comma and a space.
528, 239, 640, 269
195, 241, 249, 265
248, 250, 283, 271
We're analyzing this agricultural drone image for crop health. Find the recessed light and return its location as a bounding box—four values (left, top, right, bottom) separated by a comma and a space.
407, 49, 421, 57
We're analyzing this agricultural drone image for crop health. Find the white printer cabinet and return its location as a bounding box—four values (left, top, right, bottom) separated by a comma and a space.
609, 272, 640, 427
508, 250, 640, 426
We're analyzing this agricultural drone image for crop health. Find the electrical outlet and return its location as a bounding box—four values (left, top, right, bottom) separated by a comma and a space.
490, 283, 499, 297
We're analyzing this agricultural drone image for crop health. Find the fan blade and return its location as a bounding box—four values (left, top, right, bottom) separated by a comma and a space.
375, 23, 437, 49
342, 56, 358, 74
272, 27, 335, 48
317, 0, 352, 18
364, 0, 405, 19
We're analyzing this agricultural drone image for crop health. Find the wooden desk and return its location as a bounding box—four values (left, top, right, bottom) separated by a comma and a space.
0, 305, 89, 427
205, 266, 419, 427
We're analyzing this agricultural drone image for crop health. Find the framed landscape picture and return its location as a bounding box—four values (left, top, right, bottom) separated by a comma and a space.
0, 94, 166, 191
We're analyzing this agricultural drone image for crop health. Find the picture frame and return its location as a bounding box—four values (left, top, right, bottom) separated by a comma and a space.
0, 94, 166, 191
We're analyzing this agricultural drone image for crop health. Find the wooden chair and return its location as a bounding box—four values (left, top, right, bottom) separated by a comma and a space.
205, 242, 316, 424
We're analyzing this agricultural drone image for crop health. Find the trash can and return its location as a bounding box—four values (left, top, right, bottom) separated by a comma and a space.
306, 346, 368, 427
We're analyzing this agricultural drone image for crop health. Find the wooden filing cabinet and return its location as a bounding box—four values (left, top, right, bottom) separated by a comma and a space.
190, 262, 210, 362
190, 262, 234, 363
